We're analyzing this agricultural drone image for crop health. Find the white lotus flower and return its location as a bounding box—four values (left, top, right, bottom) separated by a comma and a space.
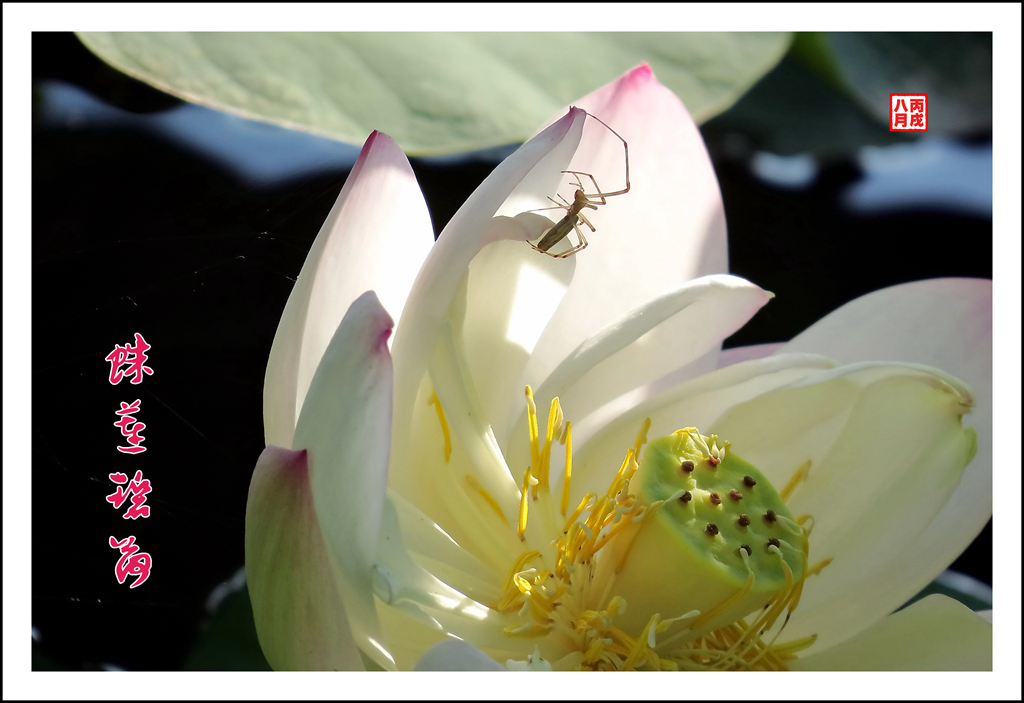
245, 66, 992, 671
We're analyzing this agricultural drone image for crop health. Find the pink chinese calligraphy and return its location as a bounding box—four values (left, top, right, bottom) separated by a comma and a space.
105, 333, 156, 586
105, 332, 154, 385
107, 470, 152, 519
109, 535, 152, 588
114, 399, 147, 454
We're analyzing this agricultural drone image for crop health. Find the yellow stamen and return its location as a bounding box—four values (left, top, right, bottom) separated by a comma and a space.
427, 389, 451, 463
560, 421, 573, 516
607, 448, 636, 498
518, 467, 532, 541
536, 397, 561, 494
795, 514, 815, 536
633, 417, 652, 464
779, 459, 811, 502
582, 638, 606, 665
806, 557, 833, 577
561, 492, 595, 534
495, 550, 541, 611
503, 551, 540, 591
690, 571, 756, 631
465, 474, 510, 527
525, 386, 540, 482
622, 614, 660, 670
503, 623, 552, 638
589, 511, 640, 554
720, 558, 794, 668
770, 633, 817, 657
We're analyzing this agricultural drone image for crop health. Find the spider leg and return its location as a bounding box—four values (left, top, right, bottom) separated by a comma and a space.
555, 221, 589, 258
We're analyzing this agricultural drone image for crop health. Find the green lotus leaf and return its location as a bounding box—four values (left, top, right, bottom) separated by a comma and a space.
76, 32, 791, 154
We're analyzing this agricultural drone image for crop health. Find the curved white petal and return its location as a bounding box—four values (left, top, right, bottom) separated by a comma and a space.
391, 375, 524, 572
292, 291, 395, 670
777, 278, 993, 602
451, 238, 575, 449
425, 325, 523, 514
566, 353, 837, 512
509, 275, 771, 457
390, 108, 585, 407
710, 362, 978, 653
388, 489, 503, 606
718, 343, 785, 368
244, 445, 363, 671
522, 65, 730, 392
264, 132, 433, 447
413, 639, 505, 671
792, 595, 991, 671
388, 110, 588, 498
375, 494, 545, 668
375, 598, 530, 672
373, 496, 508, 649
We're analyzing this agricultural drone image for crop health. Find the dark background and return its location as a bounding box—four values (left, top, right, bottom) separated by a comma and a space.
31, 32, 992, 670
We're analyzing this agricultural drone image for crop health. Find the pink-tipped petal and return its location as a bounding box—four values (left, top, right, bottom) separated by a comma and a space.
522, 65, 730, 390
264, 132, 433, 448
292, 291, 396, 669
245, 445, 363, 670
792, 595, 991, 671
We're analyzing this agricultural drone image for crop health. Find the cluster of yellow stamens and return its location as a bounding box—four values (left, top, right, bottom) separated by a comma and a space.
430, 385, 832, 670
494, 388, 660, 640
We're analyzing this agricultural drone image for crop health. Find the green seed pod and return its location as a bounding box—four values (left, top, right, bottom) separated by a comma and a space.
607, 431, 806, 637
